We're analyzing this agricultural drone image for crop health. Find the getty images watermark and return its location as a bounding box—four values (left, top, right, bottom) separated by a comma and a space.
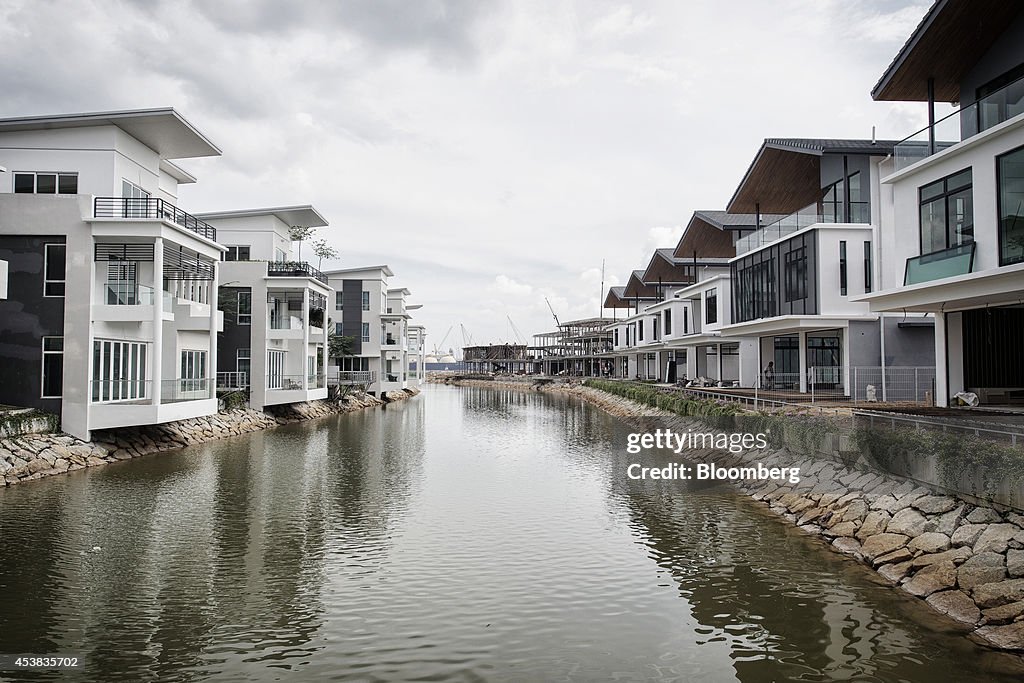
625, 428, 801, 484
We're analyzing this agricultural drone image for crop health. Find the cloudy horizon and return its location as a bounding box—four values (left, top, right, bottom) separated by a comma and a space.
0, 0, 936, 353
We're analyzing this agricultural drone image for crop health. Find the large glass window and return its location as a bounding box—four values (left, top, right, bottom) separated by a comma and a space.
361, 322, 370, 342
180, 350, 207, 392
224, 246, 250, 261
920, 169, 973, 255
361, 291, 370, 311
784, 247, 807, 302
664, 309, 672, 335
237, 291, 252, 325
705, 289, 718, 324
43, 243, 66, 297
41, 337, 63, 398
335, 291, 344, 309
999, 146, 1024, 265
91, 340, 148, 402
236, 348, 251, 384
14, 172, 77, 194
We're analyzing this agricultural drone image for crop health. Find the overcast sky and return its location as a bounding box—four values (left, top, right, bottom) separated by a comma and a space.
1, 0, 934, 353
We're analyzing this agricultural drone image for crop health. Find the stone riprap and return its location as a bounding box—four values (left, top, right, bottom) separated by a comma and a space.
442, 376, 1024, 652
0, 389, 418, 487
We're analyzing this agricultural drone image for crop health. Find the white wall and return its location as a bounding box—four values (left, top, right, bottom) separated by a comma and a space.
206, 214, 293, 261
816, 226, 876, 316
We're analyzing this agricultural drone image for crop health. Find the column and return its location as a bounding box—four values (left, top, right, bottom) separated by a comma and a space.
152, 237, 164, 406
208, 260, 218, 399
934, 312, 948, 406
798, 330, 808, 393
302, 287, 310, 390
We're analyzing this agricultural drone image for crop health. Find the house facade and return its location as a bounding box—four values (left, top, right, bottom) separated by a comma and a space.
197, 206, 332, 410
0, 108, 224, 439
860, 0, 1024, 406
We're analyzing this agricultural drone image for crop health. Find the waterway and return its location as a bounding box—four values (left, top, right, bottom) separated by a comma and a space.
0, 385, 1021, 681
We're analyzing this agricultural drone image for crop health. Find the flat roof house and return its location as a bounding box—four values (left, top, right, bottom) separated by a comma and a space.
197, 206, 332, 410
859, 0, 1024, 406
0, 108, 224, 439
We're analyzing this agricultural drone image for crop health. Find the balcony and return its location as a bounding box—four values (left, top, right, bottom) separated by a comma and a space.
329, 370, 377, 385
735, 201, 870, 256
894, 75, 1024, 172
267, 261, 328, 285
93, 197, 217, 241
904, 242, 976, 285
88, 378, 216, 429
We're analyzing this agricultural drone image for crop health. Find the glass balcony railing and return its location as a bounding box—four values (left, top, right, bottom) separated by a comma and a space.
103, 283, 155, 305
904, 242, 976, 285
735, 201, 870, 255
894, 75, 1024, 172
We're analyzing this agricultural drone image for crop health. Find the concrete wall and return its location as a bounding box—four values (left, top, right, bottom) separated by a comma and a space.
882, 315, 936, 366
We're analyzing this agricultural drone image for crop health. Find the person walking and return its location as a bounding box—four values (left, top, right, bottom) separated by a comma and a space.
763, 360, 775, 390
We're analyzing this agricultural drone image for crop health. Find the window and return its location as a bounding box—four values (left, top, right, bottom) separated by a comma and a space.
664, 309, 672, 335
822, 177, 845, 223
683, 307, 689, 334
863, 241, 873, 293
638, 319, 644, 341
361, 322, 370, 342
839, 241, 847, 296
275, 248, 287, 262
335, 322, 344, 335
267, 350, 286, 389
734, 258, 775, 322
41, 337, 63, 398
920, 169, 973, 255
614, 328, 619, 346
361, 291, 370, 311
106, 261, 137, 304
998, 146, 1024, 265
335, 291, 344, 309
14, 172, 77, 194
121, 180, 150, 218
43, 243, 66, 297
784, 248, 807, 302
180, 350, 207, 391
237, 291, 252, 325
224, 246, 251, 261
705, 288, 718, 324
237, 349, 251, 384
91, 340, 148, 402
653, 317, 660, 340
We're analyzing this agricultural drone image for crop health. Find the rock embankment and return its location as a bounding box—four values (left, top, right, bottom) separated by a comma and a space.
0, 388, 419, 487
442, 376, 1024, 651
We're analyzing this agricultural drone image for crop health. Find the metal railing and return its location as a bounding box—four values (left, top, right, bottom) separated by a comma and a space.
735, 201, 870, 255
894, 74, 1024, 171
853, 410, 1024, 447
90, 378, 214, 403
267, 374, 309, 390
329, 370, 377, 385
93, 197, 217, 241
267, 261, 328, 285
216, 371, 249, 389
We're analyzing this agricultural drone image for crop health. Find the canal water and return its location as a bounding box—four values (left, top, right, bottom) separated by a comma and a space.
1, 384, 1022, 682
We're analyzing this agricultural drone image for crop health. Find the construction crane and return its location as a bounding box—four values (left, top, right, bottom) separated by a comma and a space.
432, 325, 453, 356
460, 323, 474, 346
507, 315, 526, 344
545, 297, 561, 328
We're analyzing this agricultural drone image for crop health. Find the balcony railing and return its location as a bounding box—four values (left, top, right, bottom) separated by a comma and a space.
904, 242, 975, 286
735, 201, 870, 256
267, 261, 328, 285
90, 378, 213, 404
93, 197, 217, 241
216, 371, 249, 389
267, 374, 319, 391
894, 75, 1024, 172
103, 282, 155, 306
329, 370, 377, 385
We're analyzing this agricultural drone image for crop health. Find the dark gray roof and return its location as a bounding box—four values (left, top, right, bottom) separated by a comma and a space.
654, 248, 730, 265
693, 210, 787, 230
764, 138, 898, 156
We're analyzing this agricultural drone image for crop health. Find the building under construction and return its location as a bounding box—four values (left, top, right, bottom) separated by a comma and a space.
460, 318, 613, 377
462, 344, 536, 374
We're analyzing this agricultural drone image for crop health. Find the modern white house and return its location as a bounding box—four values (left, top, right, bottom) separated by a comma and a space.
196, 206, 332, 410
859, 0, 1024, 406
408, 324, 427, 387
716, 137, 935, 396
324, 265, 423, 395
0, 108, 224, 440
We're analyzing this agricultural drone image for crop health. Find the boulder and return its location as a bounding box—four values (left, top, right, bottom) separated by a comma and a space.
982, 600, 1024, 626
856, 511, 891, 540
934, 505, 968, 536
909, 546, 973, 568
951, 523, 987, 548
878, 561, 914, 583
974, 622, 1024, 651
925, 590, 981, 625
841, 499, 869, 522
971, 579, 1024, 609
888, 508, 934, 536
966, 507, 1003, 524
1008, 550, 1024, 578
875, 547, 914, 566
958, 552, 1007, 591
908, 532, 951, 555
912, 495, 958, 515
974, 524, 1020, 554
862, 533, 910, 563
832, 537, 862, 557
826, 521, 860, 538
903, 560, 957, 597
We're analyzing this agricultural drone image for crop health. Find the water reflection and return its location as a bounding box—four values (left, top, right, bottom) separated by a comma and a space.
0, 387, 1020, 682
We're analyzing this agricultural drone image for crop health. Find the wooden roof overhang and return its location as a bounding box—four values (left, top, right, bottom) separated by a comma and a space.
672, 213, 737, 259
726, 144, 824, 215
872, 0, 1023, 102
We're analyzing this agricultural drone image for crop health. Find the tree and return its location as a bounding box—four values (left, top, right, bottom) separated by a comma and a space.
327, 317, 355, 360
312, 238, 339, 270
288, 225, 318, 261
